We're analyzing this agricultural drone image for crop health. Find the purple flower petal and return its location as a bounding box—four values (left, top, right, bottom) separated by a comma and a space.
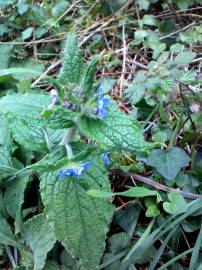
50, 89, 58, 104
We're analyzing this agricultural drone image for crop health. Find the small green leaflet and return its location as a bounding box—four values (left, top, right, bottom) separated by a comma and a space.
78, 111, 153, 152
163, 192, 188, 214
174, 51, 196, 67
87, 187, 157, 198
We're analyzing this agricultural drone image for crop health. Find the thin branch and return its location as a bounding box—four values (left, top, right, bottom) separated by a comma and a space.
119, 22, 127, 97
159, 21, 196, 40
114, 171, 201, 200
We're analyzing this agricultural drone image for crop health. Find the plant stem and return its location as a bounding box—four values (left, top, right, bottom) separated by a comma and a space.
4, 245, 17, 269
113, 171, 201, 200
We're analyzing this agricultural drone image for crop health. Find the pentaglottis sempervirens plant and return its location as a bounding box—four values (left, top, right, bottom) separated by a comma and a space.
0, 33, 159, 270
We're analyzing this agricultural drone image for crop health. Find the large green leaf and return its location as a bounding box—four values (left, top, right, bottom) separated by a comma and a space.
8, 116, 67, 151
147, 147, 191, 180
0, 114, 12, 148
57, 33, 83, 85
22, 214, 56, 270
40, 158, 114, 270
0, 115, 15, 180
0, 93, 68, 151
0, 93, 50, 122
78, 111, 152, 152
9, 117, 48, 151
4, 173, 31, 232
0, 215, 20, 247
10, 59, 45, 80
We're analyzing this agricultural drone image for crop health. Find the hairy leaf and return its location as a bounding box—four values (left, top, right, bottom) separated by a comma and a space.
57, 33, 83, 85
0, 215, 20, 247
22, 214, 56, 270
78, 111, 152, 152
4, 173, 31, 232
40, 158, 114, 270
82, 55, 100, 96
0, 93, 50, 123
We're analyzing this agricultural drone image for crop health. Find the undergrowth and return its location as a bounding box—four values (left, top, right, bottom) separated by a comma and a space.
0, 1, 202, 269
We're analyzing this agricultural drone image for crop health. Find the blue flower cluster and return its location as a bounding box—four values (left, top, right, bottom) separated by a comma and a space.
93, 95, 110, 120
58, 162, 92, 180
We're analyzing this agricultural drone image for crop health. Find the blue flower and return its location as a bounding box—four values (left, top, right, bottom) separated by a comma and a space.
96, 95, 110, 119
58, 162, 92, 180
101, 153, 110, 167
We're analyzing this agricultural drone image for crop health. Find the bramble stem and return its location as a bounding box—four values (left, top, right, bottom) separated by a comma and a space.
113, 171, 201, 200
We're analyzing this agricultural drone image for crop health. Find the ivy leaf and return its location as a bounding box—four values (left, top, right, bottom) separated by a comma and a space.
78, 111, 152, 152
22, 214, 56, 270
174, 51, 196, 67
57, 33, 84, 85
163, 192, 188, 214
40, 158, 114, 270
147, 147, 191, 180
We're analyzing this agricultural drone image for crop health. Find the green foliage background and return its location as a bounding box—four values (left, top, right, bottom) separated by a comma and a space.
0, 0, 201, 269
